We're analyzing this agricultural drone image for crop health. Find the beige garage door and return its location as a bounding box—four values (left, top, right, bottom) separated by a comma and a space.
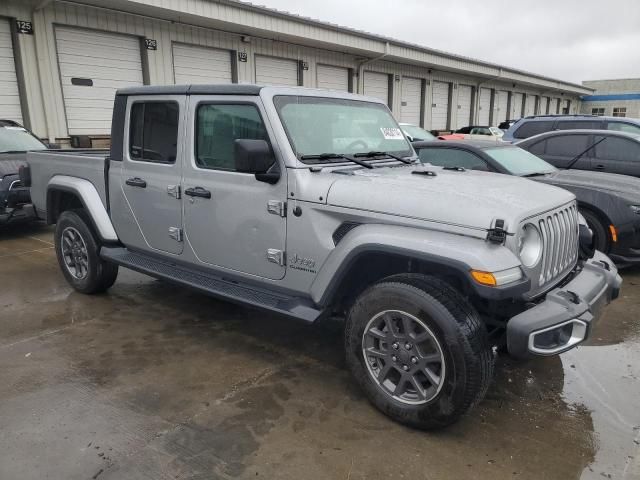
512, 93, 524, 119
0, 18, 23, 124
400, 77, 422, 124
431, 81, 450, 130
495, 91, 509, 124
456, 85, 473, 129
173, 44, 232, 84
255, 55, 299, 86
363, 71, 390, 105
478, 88, 492, 125
316, 64, 349, 91
55, 26, 143, 135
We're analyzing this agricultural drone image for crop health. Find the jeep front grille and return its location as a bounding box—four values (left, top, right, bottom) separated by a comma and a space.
537, 203, 579, 287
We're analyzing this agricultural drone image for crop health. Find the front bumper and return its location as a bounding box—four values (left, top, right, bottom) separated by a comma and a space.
507, 251, 622, 358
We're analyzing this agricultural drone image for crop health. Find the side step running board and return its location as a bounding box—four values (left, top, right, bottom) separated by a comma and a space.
100, 247, 321, 323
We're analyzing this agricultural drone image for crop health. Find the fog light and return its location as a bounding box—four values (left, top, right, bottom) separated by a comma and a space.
528, 319, 588, 355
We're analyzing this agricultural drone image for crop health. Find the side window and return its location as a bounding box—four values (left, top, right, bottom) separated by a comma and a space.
512, 121, 554, 139
595, 137, 640, 162
418, 148, 487, 170
556, 120, 602, 130
527, 139, 546, 156
545, 135, 589, 157
129, 102, 179, 163
606, 122, 640, 135
196, 104, 268, 170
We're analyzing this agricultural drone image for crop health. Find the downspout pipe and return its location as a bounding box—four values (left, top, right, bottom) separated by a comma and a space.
356, 42, 390, 94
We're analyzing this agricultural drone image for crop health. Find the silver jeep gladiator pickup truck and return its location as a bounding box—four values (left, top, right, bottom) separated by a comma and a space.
24, 84, 621, 429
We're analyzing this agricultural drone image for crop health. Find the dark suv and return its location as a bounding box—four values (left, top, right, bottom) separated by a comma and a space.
502, 115, 640, 142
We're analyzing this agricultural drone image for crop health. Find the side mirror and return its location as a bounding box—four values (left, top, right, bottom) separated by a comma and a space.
234, 139, 279, 184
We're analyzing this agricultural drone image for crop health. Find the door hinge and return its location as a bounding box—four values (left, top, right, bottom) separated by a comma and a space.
266, 248, 285, 266
267, 200, 287, 217
169, 227, 183, 242
167, 184, 181, 199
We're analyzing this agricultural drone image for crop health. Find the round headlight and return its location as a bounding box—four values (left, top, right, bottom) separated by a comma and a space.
519, 223, 542, 268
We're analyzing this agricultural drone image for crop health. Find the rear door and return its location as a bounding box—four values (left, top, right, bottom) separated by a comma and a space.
540, 133, 593, 170
121, 96, 184, 255
182, 96, 287, 280
593, 135, 640, 177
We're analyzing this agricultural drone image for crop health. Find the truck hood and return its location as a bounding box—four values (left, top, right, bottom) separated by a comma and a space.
0, 152, 27, 178
541, 169, 640, 198
326, 164, 575, 233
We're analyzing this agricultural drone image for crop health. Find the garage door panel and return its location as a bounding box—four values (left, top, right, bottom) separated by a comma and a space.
478, 88, 491, 125
431, 81, 450, 130
495, 91, 508, 123
56, 26, 143, 135
525, 95, 536, 116
0, 18, 23, 124
255, 56, 298, 86
316, 64, 349, 91
173, 44, 232, 85
512, 93, 524, 118
400, 77, 422, 124
363, 71, 389, 105
456, 85, 473, 129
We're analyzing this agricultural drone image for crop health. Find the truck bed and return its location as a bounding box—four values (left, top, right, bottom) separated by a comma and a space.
27, 149, 109, 218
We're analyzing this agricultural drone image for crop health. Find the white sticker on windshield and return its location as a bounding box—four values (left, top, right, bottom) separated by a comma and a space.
4, 126, 26, 131
380, 127, 404, 140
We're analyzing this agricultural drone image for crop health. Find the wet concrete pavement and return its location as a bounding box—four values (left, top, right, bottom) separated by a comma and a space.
1, 223, 638, 480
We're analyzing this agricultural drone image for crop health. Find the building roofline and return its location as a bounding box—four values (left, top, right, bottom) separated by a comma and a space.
219, 0, 592, 93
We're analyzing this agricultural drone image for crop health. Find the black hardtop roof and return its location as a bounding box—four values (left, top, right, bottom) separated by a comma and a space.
116, 84, 264, 96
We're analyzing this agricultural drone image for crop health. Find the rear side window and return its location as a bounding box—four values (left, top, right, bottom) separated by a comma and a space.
606, 122, 640, 135
512, 121, 554, 139
418, 148, 487, 170
556, 120, 602, 130
595, 136, 640, 162
129, 102, 179, 163
527, 139, 546, 156
196, 104, 269, 171
545, 135, 590, 157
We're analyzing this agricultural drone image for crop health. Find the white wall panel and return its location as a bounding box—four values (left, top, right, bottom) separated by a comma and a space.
0, 18, 22, 124
172, 43, 232, 84
400, 76, 422, 124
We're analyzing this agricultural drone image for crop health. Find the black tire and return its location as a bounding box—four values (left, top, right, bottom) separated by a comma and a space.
54, 209, 118, 294
580, 208, 610, 253
345, 274, 494, 430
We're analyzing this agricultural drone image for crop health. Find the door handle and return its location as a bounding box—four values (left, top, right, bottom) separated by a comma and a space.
126, 177, 147, 188
184, 186, 211, 199
594, 164, 605, 170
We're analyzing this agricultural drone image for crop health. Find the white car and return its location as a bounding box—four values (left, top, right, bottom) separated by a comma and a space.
465, 126, 504, 141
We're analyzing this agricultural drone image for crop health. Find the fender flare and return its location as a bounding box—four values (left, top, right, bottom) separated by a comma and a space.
47, 175, 118, 242
310, 224, 528, 306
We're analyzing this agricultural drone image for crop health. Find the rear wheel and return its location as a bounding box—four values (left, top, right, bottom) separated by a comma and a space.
580, 209, 610, 253
345, 274, 494, 429
55, 210, 118, 294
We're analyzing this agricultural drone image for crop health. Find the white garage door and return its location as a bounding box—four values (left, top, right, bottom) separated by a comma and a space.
173, 44, 232, 85
363, 71, 389, 105
255, 55, 298, 86
0, 18, 23, 124
456, 85, 473, 129
539, 96, 549, 115
495, 90, 509, 123
400, 77, 422, 124
431, 81, 450, 131
512, 93, 524, 119
55, 27, 143, 135
316, 64, 349, 91
478, 88, 492, 125
524, 95, 536, 116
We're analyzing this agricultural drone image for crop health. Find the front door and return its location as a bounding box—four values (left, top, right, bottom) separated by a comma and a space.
182, 96, 287, 280
121, 96, 184, 255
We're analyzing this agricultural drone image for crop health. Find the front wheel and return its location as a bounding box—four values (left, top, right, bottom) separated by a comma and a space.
54, 209, 118, 294
345, 274, 494, 429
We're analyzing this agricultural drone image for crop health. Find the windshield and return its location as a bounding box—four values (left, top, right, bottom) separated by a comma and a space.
484, 146, 557, 176
402, 124, 436, 141
274, 96, 413, 161
0, 125, 47, 153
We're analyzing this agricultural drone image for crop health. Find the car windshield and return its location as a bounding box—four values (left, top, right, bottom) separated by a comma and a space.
402, 124, 436, 141
484, 146, 557, 176
0, 125, 47, 153
489, 127, 504, 136
274, 95, 413, 162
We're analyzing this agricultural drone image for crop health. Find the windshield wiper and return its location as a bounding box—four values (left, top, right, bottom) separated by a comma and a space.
565, 137, 607, 170
0, 150, 27, 154
353, 151, 415, 164
522, 172, 549, 178
299, 153, 373, 169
